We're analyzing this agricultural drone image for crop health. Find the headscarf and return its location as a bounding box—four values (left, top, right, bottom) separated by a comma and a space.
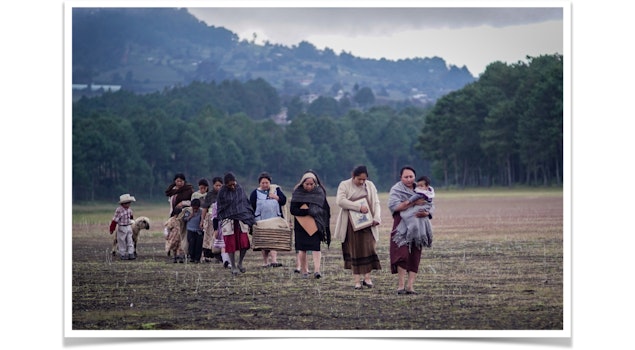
291, 170, 331, 247
216, 175, 256, 227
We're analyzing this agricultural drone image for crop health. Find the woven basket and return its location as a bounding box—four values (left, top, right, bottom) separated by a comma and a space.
252, 217, 292, 251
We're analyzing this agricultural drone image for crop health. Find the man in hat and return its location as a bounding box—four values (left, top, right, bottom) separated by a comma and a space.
110, 193, 137, 260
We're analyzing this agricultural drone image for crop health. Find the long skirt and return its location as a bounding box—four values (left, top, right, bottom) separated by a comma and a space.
342, 224, 381, 274
389, 214, 422, 274
202, 213, 214, 250
222, 219, 251, 253
294, 219, 322, 251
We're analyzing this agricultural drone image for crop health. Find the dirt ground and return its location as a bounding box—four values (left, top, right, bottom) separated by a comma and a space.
70, 190, 564, 332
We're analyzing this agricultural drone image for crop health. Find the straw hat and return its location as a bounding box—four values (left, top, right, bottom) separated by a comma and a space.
119, 193, 136, 204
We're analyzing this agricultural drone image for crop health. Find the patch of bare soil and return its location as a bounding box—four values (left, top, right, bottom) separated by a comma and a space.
71, 192, 564, 331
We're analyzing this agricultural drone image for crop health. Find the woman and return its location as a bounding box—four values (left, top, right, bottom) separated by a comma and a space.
216, 172, 256, 276
290, 170, 331, 279
165, 173, 194, 217
334, 165, 382, 290
388, 166, 433, 295
249, 172, 287, 267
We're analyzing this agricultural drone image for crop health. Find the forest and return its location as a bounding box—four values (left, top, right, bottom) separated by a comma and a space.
72, 54, 563, 202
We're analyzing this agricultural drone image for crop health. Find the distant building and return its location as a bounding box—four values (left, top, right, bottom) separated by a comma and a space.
72, 83, 122, 92
271, 107, 290, 125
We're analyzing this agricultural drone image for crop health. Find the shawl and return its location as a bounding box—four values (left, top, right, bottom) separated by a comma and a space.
387, 181, 414, 214
388, 181, 434, 250
216, 183, 256, 227
201, 187, 219, 210
291, 183, 331, 247
165, 183, 194, 215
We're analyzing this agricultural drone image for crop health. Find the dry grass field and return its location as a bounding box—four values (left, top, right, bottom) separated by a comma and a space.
70, 188, 564, 332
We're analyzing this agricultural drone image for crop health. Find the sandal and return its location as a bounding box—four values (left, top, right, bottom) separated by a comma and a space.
362, 280, 374, 288
354, 284, 362, 290
397, 289, 407, 295
314, 272, 321, 279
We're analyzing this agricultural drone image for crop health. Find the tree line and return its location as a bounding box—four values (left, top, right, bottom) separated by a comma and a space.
72, 54, 562, 202
419, 54, 563, 187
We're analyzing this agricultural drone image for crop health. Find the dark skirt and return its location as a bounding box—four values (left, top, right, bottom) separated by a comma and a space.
294, 218, 322, 251
342, 223, 381, 274
389, 214, 422, 274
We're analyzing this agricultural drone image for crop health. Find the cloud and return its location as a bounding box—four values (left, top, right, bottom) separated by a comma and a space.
187, 6, 564, 76
188, 7, 563, 44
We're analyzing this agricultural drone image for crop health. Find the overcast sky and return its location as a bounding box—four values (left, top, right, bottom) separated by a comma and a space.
187, 6, 564, 77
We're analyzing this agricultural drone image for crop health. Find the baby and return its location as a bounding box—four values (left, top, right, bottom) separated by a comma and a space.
408, 175, 434, 216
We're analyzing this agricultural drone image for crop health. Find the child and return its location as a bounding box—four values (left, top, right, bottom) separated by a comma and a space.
164, 207, 185, 263
408, 175, 435, 216
183, 198, 204, 263
109, 193, 137, 260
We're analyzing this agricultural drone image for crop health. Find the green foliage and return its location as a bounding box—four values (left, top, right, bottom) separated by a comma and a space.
72, 54, 563, 201
419, 54, 564, 187
353, 86, 376, 108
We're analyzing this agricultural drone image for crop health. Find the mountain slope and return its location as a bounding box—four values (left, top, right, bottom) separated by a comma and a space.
72, 7, 475, 102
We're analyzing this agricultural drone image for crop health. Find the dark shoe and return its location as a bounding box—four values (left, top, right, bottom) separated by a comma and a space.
362, 280, 374, 288
406, 290, 418, 295
302, 273, 309, 279
314, 272, 321, 279
397, 289, 407, 295
294, 269, 301, 274
120, 255, 129, 260
354, 284, 362, 290
270, 262, 283, 267
128, 254, 136, 260
223, 261, 230, 269
238, 266, 246, 273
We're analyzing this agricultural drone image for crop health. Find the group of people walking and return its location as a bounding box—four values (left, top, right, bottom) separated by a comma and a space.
115, 165, 434, 294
